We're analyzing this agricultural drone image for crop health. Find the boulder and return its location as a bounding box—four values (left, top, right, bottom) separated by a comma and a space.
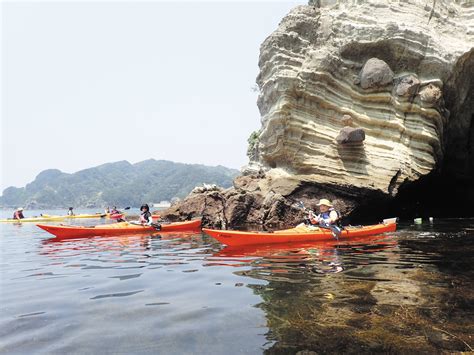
336, 127, 366, 144
394, 74, 421, 97
359, 58, 394, 89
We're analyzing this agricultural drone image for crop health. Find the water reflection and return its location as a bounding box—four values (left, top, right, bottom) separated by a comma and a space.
211, 235, 397, 276
209, 228, 473, 353
40, 232, 200, 256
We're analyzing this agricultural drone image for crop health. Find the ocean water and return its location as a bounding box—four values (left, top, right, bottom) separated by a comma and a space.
0, 211, 473, 354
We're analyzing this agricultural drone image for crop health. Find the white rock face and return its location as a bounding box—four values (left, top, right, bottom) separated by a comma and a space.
255, 0, 473, 196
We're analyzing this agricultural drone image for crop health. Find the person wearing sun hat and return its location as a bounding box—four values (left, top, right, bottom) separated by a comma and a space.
308, 198, 342, 238
13, 207, 25, 220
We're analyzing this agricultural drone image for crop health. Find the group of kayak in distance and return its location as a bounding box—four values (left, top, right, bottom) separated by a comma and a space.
7, 205, 127, 222
30, 198, 398, 246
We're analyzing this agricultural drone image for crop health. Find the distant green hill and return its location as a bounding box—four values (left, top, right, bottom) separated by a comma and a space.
0, 159, 239, 209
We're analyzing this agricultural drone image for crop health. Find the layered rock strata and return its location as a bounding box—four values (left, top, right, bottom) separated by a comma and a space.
256, 0, 472, 196
163, 0, 474, 227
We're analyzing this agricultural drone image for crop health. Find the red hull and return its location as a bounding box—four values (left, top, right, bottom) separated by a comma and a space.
37, 220, 201, 239
203, 222, 397, 246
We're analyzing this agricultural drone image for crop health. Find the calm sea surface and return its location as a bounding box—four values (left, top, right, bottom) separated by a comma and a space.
1, 210, 473, 354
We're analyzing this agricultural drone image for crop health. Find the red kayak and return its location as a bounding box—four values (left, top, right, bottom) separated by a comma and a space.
37, 219, 201, 239
203, 220, 397, 247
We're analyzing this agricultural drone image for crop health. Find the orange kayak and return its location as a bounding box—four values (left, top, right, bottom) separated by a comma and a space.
203, 221, 397, 246
37, 220, 201, 239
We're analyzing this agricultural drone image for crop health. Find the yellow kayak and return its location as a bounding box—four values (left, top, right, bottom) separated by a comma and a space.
42, 213, 108, 219
0, 215, 66, 223
42, 213, 125, 219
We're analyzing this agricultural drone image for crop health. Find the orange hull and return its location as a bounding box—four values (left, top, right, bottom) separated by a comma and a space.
203, 222, 397, 246
37, 220, 201, 239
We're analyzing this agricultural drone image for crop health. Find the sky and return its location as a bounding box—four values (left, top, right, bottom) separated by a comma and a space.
1, 0, 304, 192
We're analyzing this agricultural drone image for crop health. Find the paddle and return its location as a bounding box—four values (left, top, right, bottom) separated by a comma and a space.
128, 219, 161, 230
112, 207, 130, 213
294, 201, 342, 239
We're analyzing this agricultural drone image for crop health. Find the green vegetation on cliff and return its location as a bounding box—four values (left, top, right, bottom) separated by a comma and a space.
0, 160, 239, 209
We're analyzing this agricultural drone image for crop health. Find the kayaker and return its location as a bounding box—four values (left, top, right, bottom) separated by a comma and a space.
110, 206, 120, 215
67, 207, 75, 216
308, 199, 342, 238
13, 207, 25, 220
138, 204, 153, 226
308, 199, 339, 225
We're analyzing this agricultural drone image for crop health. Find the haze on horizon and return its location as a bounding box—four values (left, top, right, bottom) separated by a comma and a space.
1, 0, 303, 192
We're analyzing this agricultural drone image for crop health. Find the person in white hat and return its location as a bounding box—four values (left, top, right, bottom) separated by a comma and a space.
13, 207, 25, 220
308, 199, 341, 238
308, 199, 338, 224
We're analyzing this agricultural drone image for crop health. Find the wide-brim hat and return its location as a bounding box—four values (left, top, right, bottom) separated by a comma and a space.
316, 199, 332, 207
17, 207, 24, 211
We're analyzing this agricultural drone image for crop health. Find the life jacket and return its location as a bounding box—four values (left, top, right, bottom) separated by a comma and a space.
13, 211, 24, 219
317, 208, 340, 224
139, 211, 152, 224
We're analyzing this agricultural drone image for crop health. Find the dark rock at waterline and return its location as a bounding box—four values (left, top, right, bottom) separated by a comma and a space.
162, 187, 303, 228
161, 175, 394, 228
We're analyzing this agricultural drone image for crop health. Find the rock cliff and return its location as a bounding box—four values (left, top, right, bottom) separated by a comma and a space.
163, 0, 474, 227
